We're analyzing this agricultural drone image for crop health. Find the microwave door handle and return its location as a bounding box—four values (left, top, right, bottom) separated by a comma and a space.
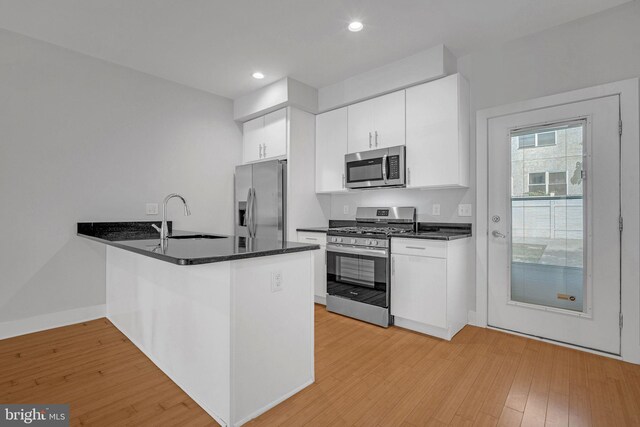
382, 154, 388, 183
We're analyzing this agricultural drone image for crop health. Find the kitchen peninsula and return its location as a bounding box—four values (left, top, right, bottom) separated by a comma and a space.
78, 222, 319, 427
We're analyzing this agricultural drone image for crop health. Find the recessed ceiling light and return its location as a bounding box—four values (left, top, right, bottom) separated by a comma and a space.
348, 21, 363, 32
252, 72, 264, 79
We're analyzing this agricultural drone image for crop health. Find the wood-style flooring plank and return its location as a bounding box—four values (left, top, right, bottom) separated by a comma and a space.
3, 304, 640, 426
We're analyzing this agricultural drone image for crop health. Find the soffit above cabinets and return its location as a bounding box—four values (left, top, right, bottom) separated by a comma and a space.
0, 0, 631, 98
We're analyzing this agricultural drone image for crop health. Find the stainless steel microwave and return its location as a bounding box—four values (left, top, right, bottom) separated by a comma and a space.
345, 145, 406, 189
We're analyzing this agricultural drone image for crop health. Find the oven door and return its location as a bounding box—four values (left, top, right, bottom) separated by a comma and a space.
345, 146, 405, 189
326, 244, 389, 308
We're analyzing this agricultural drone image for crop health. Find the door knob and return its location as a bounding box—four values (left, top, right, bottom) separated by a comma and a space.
492, 230, 506, 239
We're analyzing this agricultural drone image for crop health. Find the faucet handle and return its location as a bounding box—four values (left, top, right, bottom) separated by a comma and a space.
151, 224, 161, 234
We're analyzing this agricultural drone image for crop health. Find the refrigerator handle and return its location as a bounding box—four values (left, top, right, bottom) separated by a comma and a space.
250, 188, 257, 238
246, 188, 254, 237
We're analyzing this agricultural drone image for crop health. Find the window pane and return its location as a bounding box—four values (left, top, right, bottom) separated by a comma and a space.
529, 173, 546, 184
510, 122, 585, 312
519, 134, 535, 148
537, 131, 556, 146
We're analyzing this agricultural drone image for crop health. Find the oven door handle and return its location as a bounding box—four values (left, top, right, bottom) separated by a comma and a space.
327, 245, 388, 258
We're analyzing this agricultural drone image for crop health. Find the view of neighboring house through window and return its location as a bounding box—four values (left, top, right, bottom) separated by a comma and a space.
510, 122, 585, 312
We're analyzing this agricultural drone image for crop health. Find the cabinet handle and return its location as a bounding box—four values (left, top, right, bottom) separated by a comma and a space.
375, 130, 378, 147
342, 173, 345, 188
305, 237, 318, 241
259, 144, 263, 159
263, 143, 267, 157
407, 167, 411, 185
392, 257, 395, 276
405, 246, 426, 250
368, 132, 372, 149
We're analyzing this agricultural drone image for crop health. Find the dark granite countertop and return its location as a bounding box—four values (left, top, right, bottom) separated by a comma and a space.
78, 222, 320, 266
390, 222, 472, 241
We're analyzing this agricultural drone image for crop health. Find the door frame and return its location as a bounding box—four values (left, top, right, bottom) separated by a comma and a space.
475, 78, 640, 363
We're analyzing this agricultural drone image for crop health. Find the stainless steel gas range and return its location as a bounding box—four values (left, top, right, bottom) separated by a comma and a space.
325, 207, 416, 327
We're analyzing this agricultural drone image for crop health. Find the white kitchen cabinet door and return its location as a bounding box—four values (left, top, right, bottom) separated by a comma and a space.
391, 254, 447, 329
243, 116, 264, 163
316, 107, 348, 193
405, 74, 469, 188
347, 99, 374, 153
371, 91, 405, 149
263, 108, 287, 159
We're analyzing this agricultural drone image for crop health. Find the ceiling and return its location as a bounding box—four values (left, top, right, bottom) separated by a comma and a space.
0, 0, 632, 99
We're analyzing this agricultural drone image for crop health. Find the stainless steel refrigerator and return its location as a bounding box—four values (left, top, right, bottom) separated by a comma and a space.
235, 159, 287, 241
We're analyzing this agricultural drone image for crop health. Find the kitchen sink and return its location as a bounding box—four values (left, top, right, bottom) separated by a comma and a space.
168, 234, 225, 240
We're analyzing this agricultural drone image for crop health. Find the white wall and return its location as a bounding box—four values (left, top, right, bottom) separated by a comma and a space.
0, 29, 242, 324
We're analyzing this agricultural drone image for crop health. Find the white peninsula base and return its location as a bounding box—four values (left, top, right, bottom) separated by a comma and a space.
105, 246, 316, 426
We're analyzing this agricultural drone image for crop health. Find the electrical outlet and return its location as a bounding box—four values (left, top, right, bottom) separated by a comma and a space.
432, 204, 441, 216
146, 203, 159, 215
343, 205, 349, 215
458, 204, 472, 217
271, 271, 283, 293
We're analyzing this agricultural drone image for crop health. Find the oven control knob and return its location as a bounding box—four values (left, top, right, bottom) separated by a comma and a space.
365, 239, 371, 245
371, 240, 378, 246
351, 238, 357, 244
331, 237, 337, 243
336, 237, 343, 243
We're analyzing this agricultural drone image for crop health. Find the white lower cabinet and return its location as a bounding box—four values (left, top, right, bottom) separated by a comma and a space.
297, 231, 327, 304
391, 237, 471, 340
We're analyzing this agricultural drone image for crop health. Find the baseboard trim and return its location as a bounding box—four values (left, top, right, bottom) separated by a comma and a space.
0, 304, 106, 340
314, 295, 326, 305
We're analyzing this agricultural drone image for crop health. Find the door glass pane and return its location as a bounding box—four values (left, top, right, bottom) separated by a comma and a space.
510, 122, 585, 312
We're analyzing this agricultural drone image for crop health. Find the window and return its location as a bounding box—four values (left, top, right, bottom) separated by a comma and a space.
528, 173, 547, 196
537, 132, 556, 146
527, 171, 567, 196
548, 172, 567, 196
518, 131, 557, 149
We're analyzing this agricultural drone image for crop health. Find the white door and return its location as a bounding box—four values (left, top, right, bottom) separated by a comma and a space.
315, 107, 348, 192
391, 254, 447, 328
347, 99, 374, 153
406, 74, 468, 188
243, 116, 264, 163
371, 91, 405, 149
262, 108, 287, 159
488, 96, 621, 354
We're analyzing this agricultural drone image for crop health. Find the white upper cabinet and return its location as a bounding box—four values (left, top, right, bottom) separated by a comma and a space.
262, 108, 287, 159
370, 91, 405, 150
347, 91, 405, 153
405, 74, 469, 188
242, 108, 287, 163
242, 116, 264, 163
315, 107, 348, 193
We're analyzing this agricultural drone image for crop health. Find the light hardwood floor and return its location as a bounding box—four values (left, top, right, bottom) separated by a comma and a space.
2, 305, 640, 426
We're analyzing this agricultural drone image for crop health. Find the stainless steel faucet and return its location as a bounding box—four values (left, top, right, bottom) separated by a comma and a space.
152, 193, 191, 240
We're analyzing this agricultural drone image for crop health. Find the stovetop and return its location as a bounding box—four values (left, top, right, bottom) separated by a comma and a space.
327, 225, 415, 237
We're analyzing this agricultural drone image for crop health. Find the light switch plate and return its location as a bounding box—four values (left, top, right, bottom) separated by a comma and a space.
271, 271, 283, 292
458, 204, 472, 217
432, 204, 441, 216
146, 203, 159, 215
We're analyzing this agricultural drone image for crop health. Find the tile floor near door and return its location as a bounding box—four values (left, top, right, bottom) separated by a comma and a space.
2, 305, 640, 426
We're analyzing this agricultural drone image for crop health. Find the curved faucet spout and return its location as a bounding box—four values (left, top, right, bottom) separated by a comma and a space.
157, 193, 191, 240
